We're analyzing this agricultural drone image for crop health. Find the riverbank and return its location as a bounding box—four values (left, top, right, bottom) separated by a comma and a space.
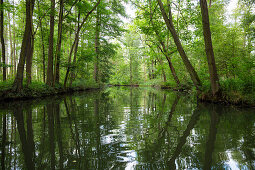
0, 81, 101, 102
1, 81, 254, 108
197, 79, 255, 108
198, 91, 255, 108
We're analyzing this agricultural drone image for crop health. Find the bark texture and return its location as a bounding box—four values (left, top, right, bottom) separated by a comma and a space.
200, 0, 220, 96
12, 0, 34, 92
54, 0, 64, 85
1, 0, 6, 81
46, 0, 55, 86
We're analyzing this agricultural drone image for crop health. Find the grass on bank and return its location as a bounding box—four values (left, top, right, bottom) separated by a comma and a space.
199, 78, 255, 106
0, 79, 100, 100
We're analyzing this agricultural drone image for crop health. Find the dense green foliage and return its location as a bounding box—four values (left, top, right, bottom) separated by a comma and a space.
0, 0, 254, 103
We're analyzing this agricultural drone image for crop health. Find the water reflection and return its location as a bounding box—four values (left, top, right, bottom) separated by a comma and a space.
0, 87, 255, 169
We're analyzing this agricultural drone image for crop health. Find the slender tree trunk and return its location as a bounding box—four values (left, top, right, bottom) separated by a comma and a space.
147, 1, 180, 86
64, 0, 100, 88
13, 6, 16, 75
69, 38, 78, 86
158, 45, 180, 86
200, 0, 220, 96
1, 0, 6, 81
4, 26, 8, 77
8, 11, 13, 77
46, 0, 55, 86
94, 6, 100, 83
12, 0, 35, 92
157, 0, 201, 90
54, 0, 64, 85
70, 10, 80, 86
64, 36, 78, 88
39, 19, 46, 83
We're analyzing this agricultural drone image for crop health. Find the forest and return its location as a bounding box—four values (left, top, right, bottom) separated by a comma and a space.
1, 0, 255, 169
0, 0, 255, 105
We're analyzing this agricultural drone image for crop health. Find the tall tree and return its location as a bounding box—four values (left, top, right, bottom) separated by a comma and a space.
12, 0, 35, 92
39, 18, 46, 83
200, 0, 220, 96
94, 5, 101, 83
12, 0, 16, 75
8, 11, 13, 77
46, 0, 55, 86
54, 0, 64, 85
0, 0, 6, 81
157, 0, 201, 90
64, 0, 101, 88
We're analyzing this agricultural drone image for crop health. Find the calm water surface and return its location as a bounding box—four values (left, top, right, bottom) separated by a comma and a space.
0, 87, 255, 169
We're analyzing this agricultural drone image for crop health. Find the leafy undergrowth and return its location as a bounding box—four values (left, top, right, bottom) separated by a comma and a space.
199, 78, 255, 107
0, 80, 101, 101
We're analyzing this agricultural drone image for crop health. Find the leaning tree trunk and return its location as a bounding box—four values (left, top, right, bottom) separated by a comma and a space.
54, 0, 64, 85
12, 0, 34, 92
157, 0, 201, 90
69, 10, 80, 86
0, 0, 6, 81
200, 0, 220, 96
46, 0, 55, 87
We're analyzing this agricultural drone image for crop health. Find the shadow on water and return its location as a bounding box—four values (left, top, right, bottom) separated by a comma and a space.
0, 87, 254, 169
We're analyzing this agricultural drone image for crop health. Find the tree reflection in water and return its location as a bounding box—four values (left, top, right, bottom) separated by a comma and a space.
0, 87, 254, 169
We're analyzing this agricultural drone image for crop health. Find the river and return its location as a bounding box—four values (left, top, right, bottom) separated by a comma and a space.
0, 87, 254, 169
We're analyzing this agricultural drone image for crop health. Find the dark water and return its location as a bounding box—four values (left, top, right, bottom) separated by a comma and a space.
0, 87, 255, 169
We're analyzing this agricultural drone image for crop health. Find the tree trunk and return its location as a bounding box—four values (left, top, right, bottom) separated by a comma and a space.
64, 35, 78, 88
69, 37, 79, 86
70, 10, 80, 86
1, 0, 6, 81
157, 0, 201, 90
8, 11, 13, 77
13, 3, 16, 75
148, 0, 180, 86
12, 0, 35, 92
54, 0, 64, 85
46, 0, 55, 86
26, 33, 34, 85
157, 45, 180, 86
94, 6, 100, 83
200, 0, 220, 96
64, 0, 101, 88
38, 19, 46, 83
